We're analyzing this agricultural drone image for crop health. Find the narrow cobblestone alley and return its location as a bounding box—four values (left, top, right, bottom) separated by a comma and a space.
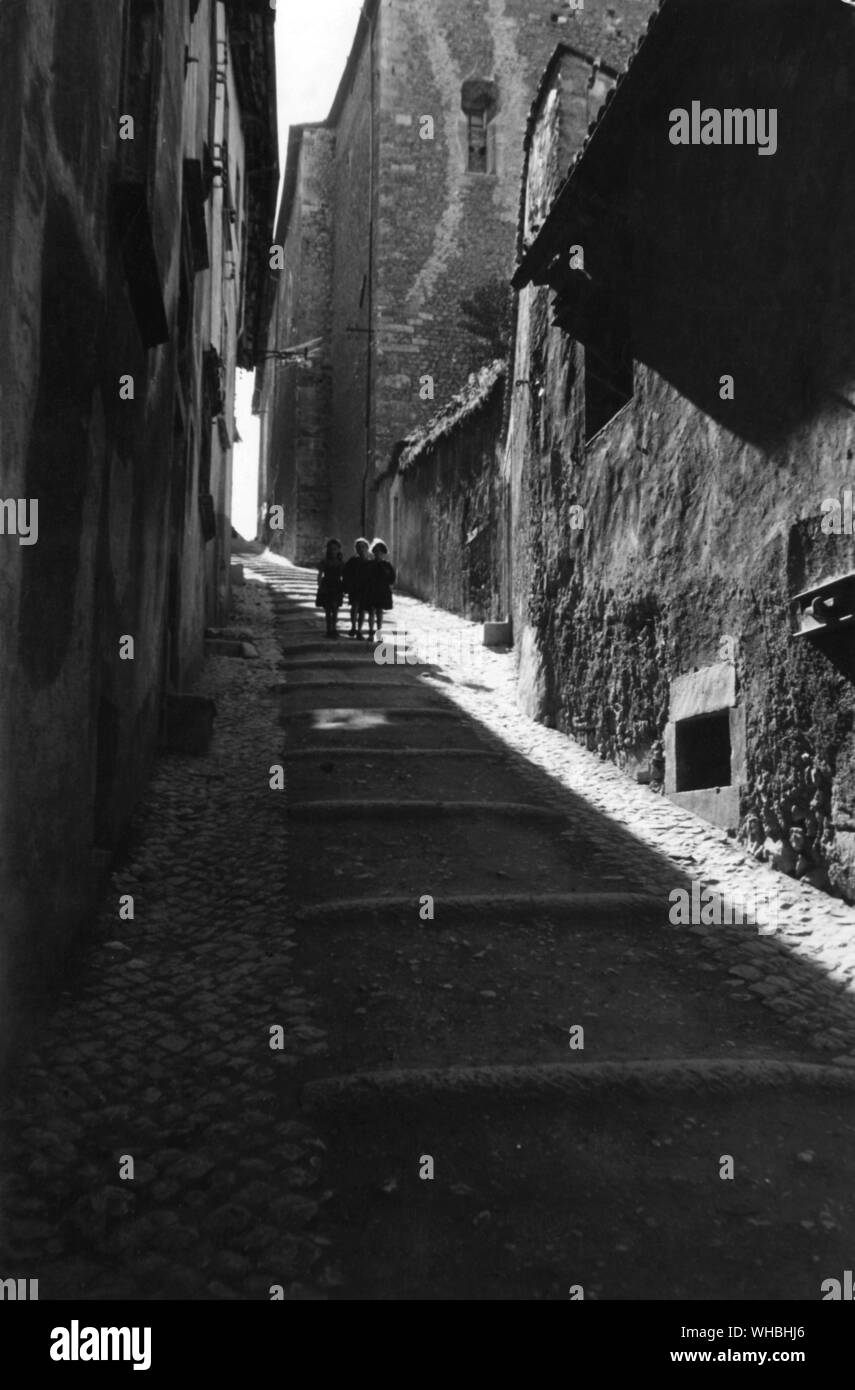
2, 550, 855, 1301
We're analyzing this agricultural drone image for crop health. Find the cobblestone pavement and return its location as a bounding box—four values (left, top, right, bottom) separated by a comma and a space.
0, 567, 332, 1300
1, 549, 854, 1300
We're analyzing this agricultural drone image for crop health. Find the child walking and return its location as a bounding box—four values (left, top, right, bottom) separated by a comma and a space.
316, 538, 345, 638
367, 538, 396, 640
342, 537, 372, 639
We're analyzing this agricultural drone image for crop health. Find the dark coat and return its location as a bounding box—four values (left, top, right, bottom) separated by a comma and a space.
316, 559, 345, 608
342, 555, 372, 601
366, 559, 396, 610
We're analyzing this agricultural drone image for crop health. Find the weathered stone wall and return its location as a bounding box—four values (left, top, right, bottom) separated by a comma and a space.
0, 0, 174, 1053
507, 44, 622, 714
258, 359, 298, 555
328, 25, 375, 546
173, 0, 215, 683
375, 371, 507, 620
508, 8, 855, 899
208, 20, 250, 628
0, 0, 273, 1061
266, 126, 335, 562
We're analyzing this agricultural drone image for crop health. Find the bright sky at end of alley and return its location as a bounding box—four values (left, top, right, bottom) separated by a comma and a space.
275, 0, 365, 193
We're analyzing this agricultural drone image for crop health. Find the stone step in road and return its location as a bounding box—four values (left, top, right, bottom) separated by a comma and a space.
286, 750, 556, 807
278, 673, 440, 690
277, 651, 384, 664
277, 685, 448, 714
287, 817, 619, 911
288, 799, 567, 822
293, 891, 660, 925
283, 747, 499, 759
280, 707, 491, 755
288, 906, 837, 1084
295, 1065, 855, 1299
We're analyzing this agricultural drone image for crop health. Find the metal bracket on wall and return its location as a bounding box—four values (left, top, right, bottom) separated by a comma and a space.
259, 336, 324, 364
791, 572, 855, 641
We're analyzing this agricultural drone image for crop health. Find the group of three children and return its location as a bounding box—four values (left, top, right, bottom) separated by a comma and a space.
316, 536, 396, 640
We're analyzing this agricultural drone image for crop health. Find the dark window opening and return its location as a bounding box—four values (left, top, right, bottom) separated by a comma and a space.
584, 334, 633, 442
462, 78, 497, 175
467, 110, 488, 173
675, 711, 732, 792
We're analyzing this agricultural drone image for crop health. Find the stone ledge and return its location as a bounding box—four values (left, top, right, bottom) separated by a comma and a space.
301, 1058, 855, 1116
294, 890, 663, 925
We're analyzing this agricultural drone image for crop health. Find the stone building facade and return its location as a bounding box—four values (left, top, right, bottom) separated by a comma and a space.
259, 0, 656, 562
255, 123, 335, 561
509, 0, 855, 898
0, 0, 277, 1060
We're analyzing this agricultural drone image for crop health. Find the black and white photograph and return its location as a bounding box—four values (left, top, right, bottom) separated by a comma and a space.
2, 0, 855, 1351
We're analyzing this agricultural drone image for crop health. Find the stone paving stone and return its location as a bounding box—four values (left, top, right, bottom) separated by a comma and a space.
750, 981, 783, 999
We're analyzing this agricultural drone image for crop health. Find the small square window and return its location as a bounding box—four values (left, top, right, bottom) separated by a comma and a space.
675, 711, 732, 792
